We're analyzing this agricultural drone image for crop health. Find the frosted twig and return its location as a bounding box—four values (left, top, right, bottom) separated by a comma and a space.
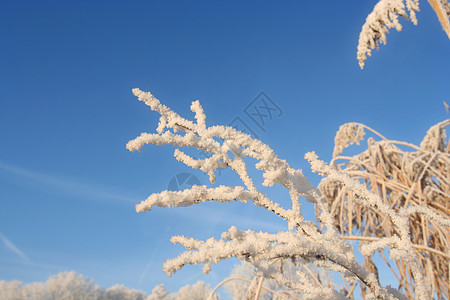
127, 89, 420, 299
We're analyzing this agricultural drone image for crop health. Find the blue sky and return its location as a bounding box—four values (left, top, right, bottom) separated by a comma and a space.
0, 0, 449, 296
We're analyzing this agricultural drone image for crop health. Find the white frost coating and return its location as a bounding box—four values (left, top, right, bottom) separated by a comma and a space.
126, 89, 445, 299
190, 100, 206, 132
400, 205, 450, 226
357, 0, 420, 68
360, 236, 401, 257
128, 89, 318, 230
165, 227, 359, 287
135, 185, 251, 213
356, 0, 450, 68
332, 122, 366, 157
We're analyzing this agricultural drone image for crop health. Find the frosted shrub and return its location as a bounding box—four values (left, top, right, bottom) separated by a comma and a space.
45, 271, 99, 300
127, 89, 450, 299
98, 284, 147, 300
0, 281, 27, 300
0, 272, 152, 300
147, 282, 217, 300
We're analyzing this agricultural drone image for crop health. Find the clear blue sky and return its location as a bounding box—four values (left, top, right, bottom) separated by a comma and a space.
0, 0, 448, 296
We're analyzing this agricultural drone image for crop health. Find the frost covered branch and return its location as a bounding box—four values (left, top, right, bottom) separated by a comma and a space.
125, 89, 445, 299
128, 88, 322, 232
